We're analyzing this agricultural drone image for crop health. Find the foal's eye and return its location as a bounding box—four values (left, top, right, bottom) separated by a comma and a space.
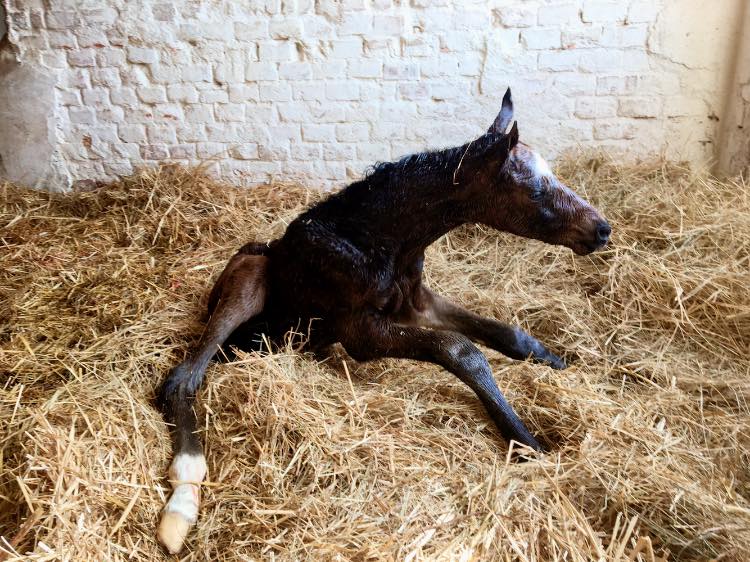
530, 187, 546, 201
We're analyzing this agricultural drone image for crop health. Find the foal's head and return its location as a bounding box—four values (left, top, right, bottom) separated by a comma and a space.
469, 89, 610, 255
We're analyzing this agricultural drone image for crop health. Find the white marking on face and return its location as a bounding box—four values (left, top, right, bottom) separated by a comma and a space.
530, 151, 553, 179
163, 453, 207, 523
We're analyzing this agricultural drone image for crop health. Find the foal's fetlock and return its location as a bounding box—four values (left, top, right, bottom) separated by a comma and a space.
157, 453, 207, 554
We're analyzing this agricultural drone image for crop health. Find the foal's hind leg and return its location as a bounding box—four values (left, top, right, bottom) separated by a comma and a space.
156, 254, 268, 554
343, 321, 542, 451
407, 288, 566, 369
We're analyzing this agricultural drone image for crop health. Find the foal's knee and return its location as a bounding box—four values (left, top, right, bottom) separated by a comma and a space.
440, 336, 490, 372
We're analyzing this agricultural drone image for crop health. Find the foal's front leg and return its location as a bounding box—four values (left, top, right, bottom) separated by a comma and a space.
412, 288, 566, 369
344, 323, 543, 451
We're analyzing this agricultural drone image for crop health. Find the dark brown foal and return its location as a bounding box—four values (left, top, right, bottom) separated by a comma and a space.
156, 88, 610, 553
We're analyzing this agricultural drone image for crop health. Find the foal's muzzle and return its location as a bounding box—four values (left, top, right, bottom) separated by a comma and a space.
595, 220, 611, 247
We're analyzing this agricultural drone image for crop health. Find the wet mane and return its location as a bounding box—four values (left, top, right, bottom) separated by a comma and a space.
363, 133, 505, 187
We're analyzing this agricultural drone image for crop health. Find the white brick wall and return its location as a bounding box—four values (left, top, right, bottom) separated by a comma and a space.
1, 0, 748, 190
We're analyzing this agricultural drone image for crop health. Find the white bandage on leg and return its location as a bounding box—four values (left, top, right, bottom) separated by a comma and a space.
156, 453, 207, 554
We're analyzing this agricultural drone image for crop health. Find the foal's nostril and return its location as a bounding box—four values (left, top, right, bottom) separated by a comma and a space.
596, 222, 611, 244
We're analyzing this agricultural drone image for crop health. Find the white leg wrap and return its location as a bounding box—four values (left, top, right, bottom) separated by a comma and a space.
157, 453, 207, 554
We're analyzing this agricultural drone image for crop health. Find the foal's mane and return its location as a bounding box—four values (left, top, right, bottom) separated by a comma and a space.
364, 133, 504, 187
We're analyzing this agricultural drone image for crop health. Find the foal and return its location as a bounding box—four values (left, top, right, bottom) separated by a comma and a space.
156, 89, 611, 553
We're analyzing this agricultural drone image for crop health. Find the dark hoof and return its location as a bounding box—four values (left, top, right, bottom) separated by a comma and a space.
532, 353, 566, 370
548, 355, 567, 370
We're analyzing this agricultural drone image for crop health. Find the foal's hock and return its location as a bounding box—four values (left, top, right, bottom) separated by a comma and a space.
156, 88, 611, 553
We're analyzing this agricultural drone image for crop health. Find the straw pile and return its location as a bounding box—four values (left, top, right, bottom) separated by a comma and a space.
1, 157, 748, 561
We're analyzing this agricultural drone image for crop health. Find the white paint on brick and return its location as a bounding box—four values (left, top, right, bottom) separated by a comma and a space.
0, 0, 748, 190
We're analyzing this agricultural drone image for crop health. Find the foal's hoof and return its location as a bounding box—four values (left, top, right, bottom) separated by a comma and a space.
548, 355, 567, 370
157, 511, 192, 554
534, 353, 566, 370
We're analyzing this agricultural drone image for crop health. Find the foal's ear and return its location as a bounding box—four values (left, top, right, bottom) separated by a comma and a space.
508, 120, 519, 148
455, 127, 516, 185
487, 87, 514, 135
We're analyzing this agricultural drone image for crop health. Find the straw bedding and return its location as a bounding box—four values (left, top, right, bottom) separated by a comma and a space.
1, 157, 748, 561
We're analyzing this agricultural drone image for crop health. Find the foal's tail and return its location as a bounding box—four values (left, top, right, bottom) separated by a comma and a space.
156, 253, 268, 554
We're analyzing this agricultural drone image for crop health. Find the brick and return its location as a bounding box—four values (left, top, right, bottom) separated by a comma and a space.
269, 19, 304, 39
258, 143, 291, 161
69, 107, 96, 125
200, 89, 230, 103
399, 82, 430, 100
599, 25, 649, 48
137, 87, 167, 104
229, 144, 259, 160
152, 3, 176, 22
169, 144, 197, 159
322, 143, 356, 161
278, 62, 312, 80
179, 23, 229, 42
521, 28, 562, 50
302, 124, 335, 142
127, 47, 159, 64
402, 35, 437, 57
182, 64, 212, 82
562, 27, 603, 49
97, 48, 126, 67
147, 125, 177, 144
91, 68, 121, 88
104, 161, 134, 176
348, 60, 382, 78
119, 124, 147, 143
293, 82, 326, 101
140, 145, 169, 160
235, 19, 269, 40
574, 96, 618, 119
75, 28, 109, 48
260, 82, 292, 101
58, 91, 82, 106
258, 41, 296, 61
111, 88, 138, 107
68, 49, 96, 67
46, 11, 77, 29
383, 62, 419, 80
593, 120, 631, 140
326, 81, 359, 101
82, 88, 110, 106
493, 6, 536, 28
291, 143, 322, 159
246, 62, 279, 81
205, 125, 240, 143
372, 15, 403, 35
618, 97, 661, 118
329, 38, 363, 59
539, 51, 579, 71
579, 49, 618, 72
300, 15, 334, 38
146, 65, 178, 84
554, 73, 597, 96
167, 84, 199, 103
215, 103, 246, 122
582, 1, 628, 23
538, 4, 580, 26
79, 8, 117, 26
228, 84, 260, 102
48, 31, 77, 49
596, 75, 638, 96
340, 13, 373, 35
357, 143, 390, 162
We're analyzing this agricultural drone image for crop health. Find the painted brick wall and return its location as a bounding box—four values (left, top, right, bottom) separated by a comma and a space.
1, 0, 748, 190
